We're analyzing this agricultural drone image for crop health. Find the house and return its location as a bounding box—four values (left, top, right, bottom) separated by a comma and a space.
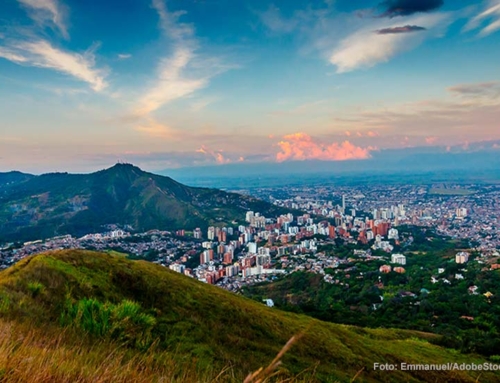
379, 265, 392, 273
455, 274, 464, 280
468, 285, 479, 295
263, 299, 274, 307
431, 276, 438, 284
460, 316, 474, 321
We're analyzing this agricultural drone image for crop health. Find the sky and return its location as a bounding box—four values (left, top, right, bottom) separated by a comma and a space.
0, 0, 499, 173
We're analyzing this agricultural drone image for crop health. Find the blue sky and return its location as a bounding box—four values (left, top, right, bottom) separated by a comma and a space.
0, 0, 499, 172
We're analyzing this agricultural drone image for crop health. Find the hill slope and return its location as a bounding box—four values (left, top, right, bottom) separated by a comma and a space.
0, 164, 290, 242
0, 171, 34, 188
0, 250, 496, 382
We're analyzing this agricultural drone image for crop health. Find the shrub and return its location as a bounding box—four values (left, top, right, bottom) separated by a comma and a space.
26, 282, 45, 297
61, 298, 156, 348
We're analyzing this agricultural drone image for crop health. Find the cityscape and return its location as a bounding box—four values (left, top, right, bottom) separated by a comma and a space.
1, 0, 500, 380
2, 183, 498, 299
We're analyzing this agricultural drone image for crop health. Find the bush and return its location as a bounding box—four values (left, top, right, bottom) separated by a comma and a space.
27, 282, 45, 297
61, 298, 156, 348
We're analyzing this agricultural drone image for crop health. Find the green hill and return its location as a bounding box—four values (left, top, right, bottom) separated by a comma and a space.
0, 171, 34, 188
0, 163, 290, 242
0, 250, 496, 382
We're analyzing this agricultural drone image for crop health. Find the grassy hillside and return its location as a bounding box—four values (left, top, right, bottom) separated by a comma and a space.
0, 250, 497, 382
0, 164, 292, 242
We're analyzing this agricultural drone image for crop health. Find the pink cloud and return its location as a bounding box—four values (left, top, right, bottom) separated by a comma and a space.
425, 136, 438, 145
196, 146, 231, 164
276, 132, 372, 162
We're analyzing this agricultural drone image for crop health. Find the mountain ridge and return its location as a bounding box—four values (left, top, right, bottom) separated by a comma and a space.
0, 163, 291, 243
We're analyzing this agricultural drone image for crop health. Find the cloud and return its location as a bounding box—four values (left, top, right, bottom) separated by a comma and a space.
135, 48, 208, 116
378, 0, 444, 18
376, 25, 427, 34
117, 53, 132, 60
134, 118, 177, 138
448, 81, 500, 99
0, 40, 107, 91
190, 96, 218, 112
425, 136, 438, 144
18, 0, 69, 39
196, 145, 231, 164
258, 5, 299, 33
330, 13, 450, 73
275, 132, 372, 162
464, 0, 500, 37
331, 81, 500, 145
134, 0, 231, 118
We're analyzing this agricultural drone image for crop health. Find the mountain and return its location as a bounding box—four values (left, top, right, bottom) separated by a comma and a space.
0, 171, 34, 188
0, 249, 495, 382
0, 163, 290, 242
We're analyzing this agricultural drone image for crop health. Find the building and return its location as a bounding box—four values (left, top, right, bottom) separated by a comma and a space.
247, 242, 258, 254
379, 265, 392, 273
169, 264, 185, 273
245, 211, 254, 222
455, 252, 469, 264
391, 253, 406, 265
207, 226, 215, 241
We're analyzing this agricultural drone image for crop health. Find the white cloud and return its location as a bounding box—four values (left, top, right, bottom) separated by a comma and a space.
464, 0, 500, 37
117, 53, 132, 60
134, 1, 232, 117
0, 40, 107, 91
18, 0, 69, 39
330, 13, 451, 73
135, 47, 208, 116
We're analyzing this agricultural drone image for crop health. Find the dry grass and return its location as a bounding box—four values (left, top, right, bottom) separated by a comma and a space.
0, 320, 208, 383
0, 321, 317, 383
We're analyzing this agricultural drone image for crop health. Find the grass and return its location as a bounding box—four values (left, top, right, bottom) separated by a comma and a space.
0, 250, 497, 382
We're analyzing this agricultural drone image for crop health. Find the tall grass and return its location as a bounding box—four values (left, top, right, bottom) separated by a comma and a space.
60, 298, 156, 348
0, 320, 317, 383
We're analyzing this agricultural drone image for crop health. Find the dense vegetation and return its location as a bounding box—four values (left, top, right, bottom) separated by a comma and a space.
0, 164, 292, 242
243, 228, 500, 357
0, 250, 496, 382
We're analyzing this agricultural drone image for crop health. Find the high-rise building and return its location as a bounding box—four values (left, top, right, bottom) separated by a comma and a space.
247, 242, 258, 254
207, 226, 215, 240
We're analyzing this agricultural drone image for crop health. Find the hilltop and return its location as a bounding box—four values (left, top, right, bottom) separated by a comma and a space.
0, 163, 290, 242
0, 249, 496, 382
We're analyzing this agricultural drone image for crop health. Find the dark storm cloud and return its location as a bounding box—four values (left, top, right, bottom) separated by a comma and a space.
376, 25, 427, 34
379, 0, 444, 18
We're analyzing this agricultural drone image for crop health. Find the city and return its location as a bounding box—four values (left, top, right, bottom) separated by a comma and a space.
2, 183, 498, 299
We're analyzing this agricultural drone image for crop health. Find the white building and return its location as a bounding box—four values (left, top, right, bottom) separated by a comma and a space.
247, 242, 258, 254
455, 252, 469, 264
169, 264, 185, 274
391, 253, 406, 265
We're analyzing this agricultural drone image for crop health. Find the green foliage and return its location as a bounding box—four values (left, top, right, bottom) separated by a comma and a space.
61, 297, 156, 348
27, 281, 44, 297
0, 249, 497, 382
244, 234, 500, 357
0, 164, 295, 242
